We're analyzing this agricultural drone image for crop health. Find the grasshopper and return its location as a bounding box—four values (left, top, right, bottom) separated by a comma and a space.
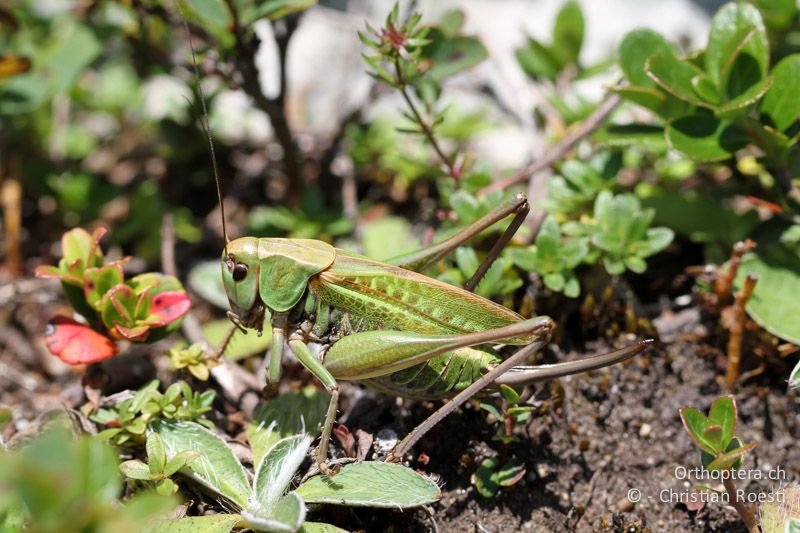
178, 9, 649, 468
218, 193, 650, 467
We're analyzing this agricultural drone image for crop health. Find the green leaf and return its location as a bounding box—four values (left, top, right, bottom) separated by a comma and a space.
516, 36, 560, 81
594, 123, 667, 151
362, 217, 419, 261
120, 460, 154, 481
734, 245, 800, 344
789, 359, 800, 390
299, 523, 349, 533
474, 457, 500, 497
618, 29, 676, 88
644, 53, 708, 106
679, 407, 717, 455
642, 191, 759, 245
244, 491, 306, 533
247, 387, 330, 467
188, 261, 229, 310
248, 435, 312, 516
146, 432, 167, 474
706, 395, 737, 450
423, 30, 488, 83
296, 462, 441, 508
551, 1, 584, 66
691, 74, 722, 105
147, 514, 242, 533
41, 21, 102, 94
498, 384, 520, 404
706, 442, 756, 470
82, 264, 124, 311
164, 451, 202, 477
705, 3, 769, 97
150, 420, 251, 510
242, 0, 318, 23
665, 114, 748, 161
751, 0, 798, 32
717, 75, 772, 114
760, 54, 800, 132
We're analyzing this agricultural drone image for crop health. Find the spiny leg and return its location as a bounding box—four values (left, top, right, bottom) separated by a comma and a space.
307, 317, 552, 467
493, 340, 653, 387
386, 339, 653, 462
387, 192, 529, 291
287, 336, 339, 470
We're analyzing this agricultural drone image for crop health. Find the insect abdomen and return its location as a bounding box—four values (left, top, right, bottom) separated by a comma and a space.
363, 348, 501, 400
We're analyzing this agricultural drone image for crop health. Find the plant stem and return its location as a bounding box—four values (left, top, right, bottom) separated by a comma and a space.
715, 240, 756, 300
722, 476, 759, 533
223, 0, 302, 200
725, 272, 758, 390
393, 59, 457, 177
480, 92, 620, 194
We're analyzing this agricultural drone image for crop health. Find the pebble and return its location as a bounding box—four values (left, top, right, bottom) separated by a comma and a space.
639, 423, 652, 438
373, 428, 398, 453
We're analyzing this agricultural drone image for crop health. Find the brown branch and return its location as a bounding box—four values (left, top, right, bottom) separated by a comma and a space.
480, 93, 621, 195
715, 239, 756, 300
222, 0, 302, 198
725, 272, 758, 390
394, 59, 457, 177
722, 476, 759, 533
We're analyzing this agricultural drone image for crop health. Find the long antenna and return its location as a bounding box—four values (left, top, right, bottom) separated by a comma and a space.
178, 3, 229, 252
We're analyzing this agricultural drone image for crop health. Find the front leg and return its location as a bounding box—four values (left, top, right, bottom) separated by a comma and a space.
287, 336, 339, 470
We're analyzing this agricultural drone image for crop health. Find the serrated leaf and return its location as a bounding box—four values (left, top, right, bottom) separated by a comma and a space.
296, 462, 441, 508
760, 54, 800, 132
150, 420, 251, 509
666, 114, 748, 161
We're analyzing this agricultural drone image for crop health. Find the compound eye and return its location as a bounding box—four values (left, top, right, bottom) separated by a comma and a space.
232, 263, 248, 282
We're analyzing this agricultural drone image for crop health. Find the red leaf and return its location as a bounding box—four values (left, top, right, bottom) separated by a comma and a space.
149, 291, 191, 325
44, 316, 118, 365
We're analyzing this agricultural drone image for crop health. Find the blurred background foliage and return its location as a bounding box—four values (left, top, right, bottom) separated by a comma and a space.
1, 0, 800, 342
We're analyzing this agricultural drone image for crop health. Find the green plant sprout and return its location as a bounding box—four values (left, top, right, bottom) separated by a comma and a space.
473, 384, 535, 497
679, 395, 757, 532
147, 388, 440, 533
90, 380, 215, 446
0, 425, 176, 532
119, 432, 201, 496
510, 216, 588, 297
